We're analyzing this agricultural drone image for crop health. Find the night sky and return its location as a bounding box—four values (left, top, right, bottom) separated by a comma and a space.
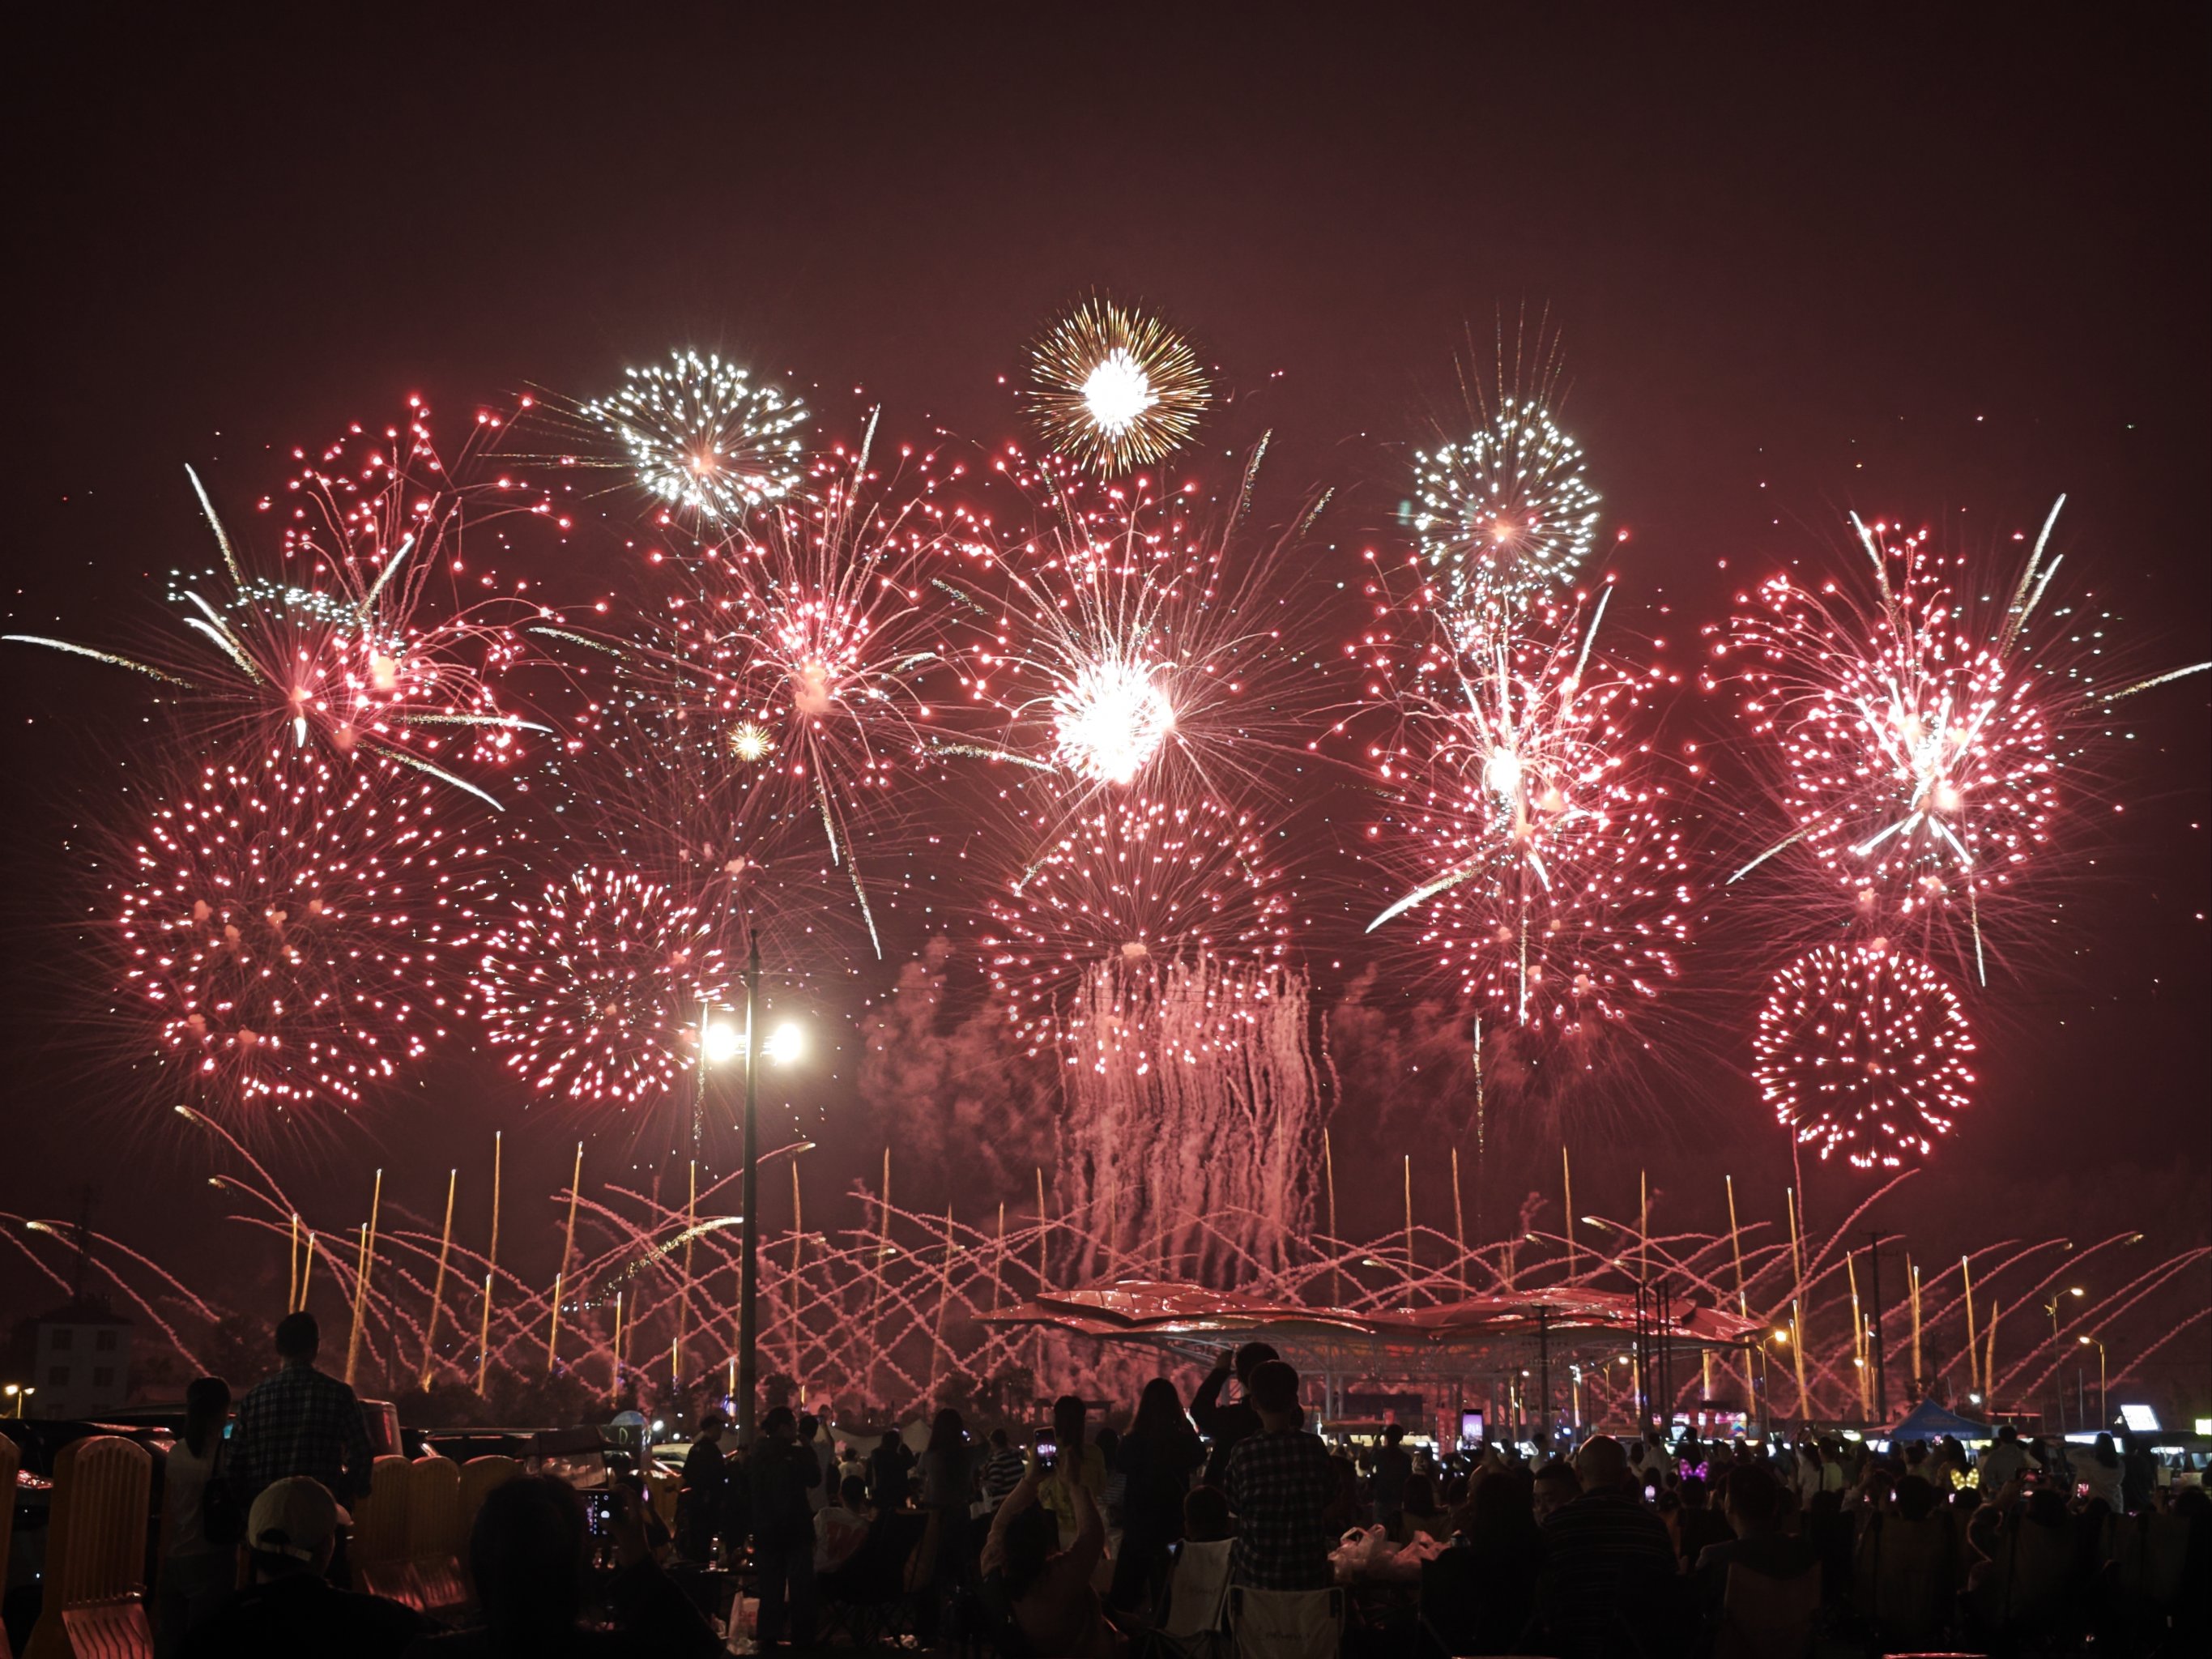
6, 10, 2206, 1363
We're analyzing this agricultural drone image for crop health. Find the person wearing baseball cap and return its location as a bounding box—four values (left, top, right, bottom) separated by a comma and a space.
181, 1476, 436, 1657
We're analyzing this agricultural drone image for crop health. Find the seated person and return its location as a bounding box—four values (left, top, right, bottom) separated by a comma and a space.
403, 1475, 719, 1657
1694, 1461, 1818, 1618
815, 1473, 874, 1573
1183, 1483, 1234, 1543
185, 1477, 438, 1658
981, 1465, 1120, 1658
1391, 1473, 1451, 1544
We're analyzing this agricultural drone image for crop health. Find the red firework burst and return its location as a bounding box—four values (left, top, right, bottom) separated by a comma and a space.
112, 744, 490, 1114
1754, 940, 1976, 1170
12, 399, 562, 805
1713, 515, 2068, 975
944, 440, 1328, 821
1353, 565, 1692, 1047
981, 792, 1293, 1056
471, 866, 730, 1106
611, 432, 983, 952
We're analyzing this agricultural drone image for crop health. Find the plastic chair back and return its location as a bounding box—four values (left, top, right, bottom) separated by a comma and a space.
0, 1432, 16, 1616
22, 1436, 152, 1659
406, 1454, 463, 1562
57, 1601, 153, 1659
350, 1452, 414, 1567
1715, 1562, 1819, 1659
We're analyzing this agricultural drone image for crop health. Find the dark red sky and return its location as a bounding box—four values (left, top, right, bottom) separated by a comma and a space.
5, 8, 2206, 1325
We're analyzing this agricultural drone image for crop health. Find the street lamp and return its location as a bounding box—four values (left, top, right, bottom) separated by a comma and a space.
4, 1383, 33, 1418
2045, 1288, 2085, 1427
2078, 1335, 2107, 1428
703, 936, 805, 1447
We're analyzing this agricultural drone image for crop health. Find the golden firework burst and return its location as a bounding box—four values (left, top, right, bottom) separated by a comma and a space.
1027, 299, 1209, 475
727, 721, 774, 763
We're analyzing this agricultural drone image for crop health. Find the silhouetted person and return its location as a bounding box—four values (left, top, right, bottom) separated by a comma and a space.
748, 1405, 823, 1646
676, 1410, 727, 1562
982, 1466, 1115, 1658
1532, 1435, 1679, 1659
403, 1475, 717, 1657
1370, 1421, 1413, 1525
156, 1375, 234, 1657
1192, 1340, 1278, 1486
228, 1311, 373, 1510
868, 1427, 914, 1509
185, 1477, 433, 1658
1110, 1376, 1204, 1610
1221, 1359, 1339, 1589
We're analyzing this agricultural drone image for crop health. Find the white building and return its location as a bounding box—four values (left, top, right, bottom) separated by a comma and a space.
32, 1298, 134, 1420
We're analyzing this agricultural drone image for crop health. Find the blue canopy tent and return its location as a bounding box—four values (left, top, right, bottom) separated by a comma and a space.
1886, 1398, 1993, 1443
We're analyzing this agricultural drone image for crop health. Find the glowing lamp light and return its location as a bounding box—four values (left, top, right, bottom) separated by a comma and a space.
702, 1021, 744, 1066
702, 1017, 805, 1068
1080, 349, 1157, 436
763, 1021, 804, 1066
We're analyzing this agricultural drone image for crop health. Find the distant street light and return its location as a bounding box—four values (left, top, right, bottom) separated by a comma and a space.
2078, 1334, 2108, 1427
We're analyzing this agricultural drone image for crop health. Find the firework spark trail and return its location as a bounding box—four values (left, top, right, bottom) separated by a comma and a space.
1059, 953, 1323, 1284
982, 792, 1294, 1051
594, 437, 990, 957
1995, 1247, 2212, 1402
941, 440, 1332, 866
11, 1218, 212, 1366
65, 1144, 2206, 1425
1025, 299, 1209, 476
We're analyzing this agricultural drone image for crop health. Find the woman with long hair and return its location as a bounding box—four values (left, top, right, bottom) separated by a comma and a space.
154, 1375, 232, 1657
2079, 1431, 2125, 1509
919, 1406, 978, 1594
1109, 1378, 1203, 1611
1038, 1392, 1107, 1547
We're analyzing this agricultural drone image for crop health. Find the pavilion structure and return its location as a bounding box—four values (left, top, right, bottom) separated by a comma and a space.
980, 1280, 1770, 1439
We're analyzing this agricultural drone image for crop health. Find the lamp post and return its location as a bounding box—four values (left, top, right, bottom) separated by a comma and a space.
704, 934, 806, 1447
2078, 1334, 2107, 1429
735, 932, 763, 1445
2044, 1287, 2083, 1427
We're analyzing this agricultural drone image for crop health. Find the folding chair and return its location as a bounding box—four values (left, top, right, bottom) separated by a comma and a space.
1227, 1584, 1344, 1659
1147, 1539, 1233, 1657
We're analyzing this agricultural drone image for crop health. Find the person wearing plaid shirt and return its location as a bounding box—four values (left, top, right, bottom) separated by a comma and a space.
228, 1311, 374, 1508
1221, 1358, 1339, 1590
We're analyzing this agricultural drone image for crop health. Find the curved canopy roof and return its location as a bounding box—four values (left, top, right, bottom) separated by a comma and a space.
978, 1279, 1763, 1374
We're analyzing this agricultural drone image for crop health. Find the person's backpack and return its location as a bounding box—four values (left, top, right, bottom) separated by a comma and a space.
201, 1438, 247, 1549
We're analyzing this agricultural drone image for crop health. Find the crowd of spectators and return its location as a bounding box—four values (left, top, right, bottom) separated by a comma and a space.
119, 1313, 2208, 1657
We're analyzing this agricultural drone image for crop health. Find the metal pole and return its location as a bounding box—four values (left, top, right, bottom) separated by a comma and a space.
1537, 1304, 1551, 1446
1865, 1233, 1887, 1426
735, 930, 762, 1444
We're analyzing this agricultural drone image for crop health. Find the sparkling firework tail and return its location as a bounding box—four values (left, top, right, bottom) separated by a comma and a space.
2, 636, 193, 684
